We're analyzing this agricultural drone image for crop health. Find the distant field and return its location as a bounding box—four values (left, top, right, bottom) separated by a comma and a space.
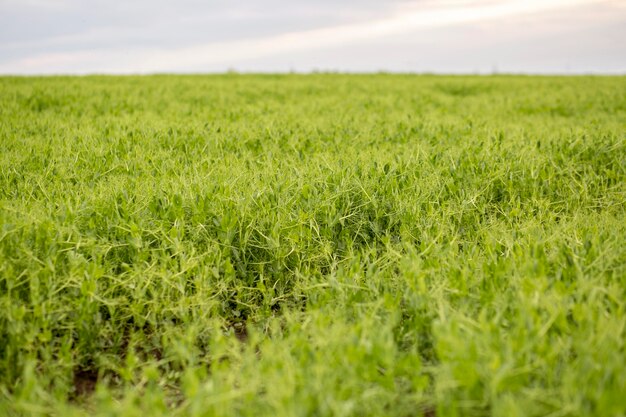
1, 75, 625, 416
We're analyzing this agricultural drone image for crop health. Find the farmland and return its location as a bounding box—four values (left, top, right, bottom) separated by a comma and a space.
0, 74, 625, 416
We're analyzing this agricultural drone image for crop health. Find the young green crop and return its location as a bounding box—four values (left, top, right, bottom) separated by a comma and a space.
0, 74, 625, 416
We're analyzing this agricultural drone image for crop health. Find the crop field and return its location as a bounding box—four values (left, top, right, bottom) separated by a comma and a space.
0, 74, 625, 416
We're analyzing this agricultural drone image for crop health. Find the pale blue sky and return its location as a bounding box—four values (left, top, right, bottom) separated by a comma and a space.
0, 0, 624, 74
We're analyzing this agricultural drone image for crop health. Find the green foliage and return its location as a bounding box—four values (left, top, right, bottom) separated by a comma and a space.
0, 74, 625, 416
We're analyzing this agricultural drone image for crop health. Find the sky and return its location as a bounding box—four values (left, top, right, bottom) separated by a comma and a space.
0, 0, 624, 74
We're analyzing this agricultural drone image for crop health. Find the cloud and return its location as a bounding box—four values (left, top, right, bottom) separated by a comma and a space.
0, 0, 623, 74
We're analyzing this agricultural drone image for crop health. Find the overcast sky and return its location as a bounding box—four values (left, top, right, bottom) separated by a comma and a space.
0, 0, 624, 74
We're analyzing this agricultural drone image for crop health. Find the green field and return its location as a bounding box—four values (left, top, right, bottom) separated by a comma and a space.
1, 75, 625, 416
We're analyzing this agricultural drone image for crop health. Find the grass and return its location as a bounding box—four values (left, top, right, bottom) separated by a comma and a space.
0, 74, 625, 416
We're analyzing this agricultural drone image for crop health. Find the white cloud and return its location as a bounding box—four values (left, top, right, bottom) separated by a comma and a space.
0, 0, 623, 74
